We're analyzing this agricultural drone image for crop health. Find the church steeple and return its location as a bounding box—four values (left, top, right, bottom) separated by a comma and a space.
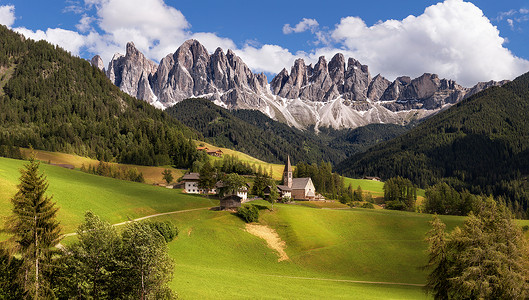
283, 155, 293, 188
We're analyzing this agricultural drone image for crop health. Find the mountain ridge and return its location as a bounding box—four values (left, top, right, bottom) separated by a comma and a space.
335, 71, 529, 214
94, 39, 508, 130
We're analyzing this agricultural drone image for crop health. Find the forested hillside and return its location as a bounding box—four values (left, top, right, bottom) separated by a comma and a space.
0, 25, 197, 167
167, 98, 409, 164
336, 72, 529, 214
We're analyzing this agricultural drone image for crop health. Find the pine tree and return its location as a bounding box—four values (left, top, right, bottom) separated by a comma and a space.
198, 160, 216, 195
424, 215, 450, 300
5, 157, 61, 299
268, 181, 279, 210
161, 169, 173, 185
425, 198, 529, 299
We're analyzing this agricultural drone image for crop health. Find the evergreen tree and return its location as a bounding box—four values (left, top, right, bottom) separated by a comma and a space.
425, 198, 529, 299
162, 169, 174, 185
5, 157, 61, 299
198, 160, 216, 195
424, 215, 450, 300
268, 181, 279, 210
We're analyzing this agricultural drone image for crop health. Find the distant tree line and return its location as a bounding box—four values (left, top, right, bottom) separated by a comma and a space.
295, 160, 373, 204
81, 161, 145, 183
383, 176, 417, 211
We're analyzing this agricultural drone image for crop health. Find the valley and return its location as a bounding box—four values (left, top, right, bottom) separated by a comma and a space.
0, 156, 462, 299
2, 1, 529, 297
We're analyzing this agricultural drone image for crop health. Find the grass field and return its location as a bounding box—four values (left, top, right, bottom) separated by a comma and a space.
20, 148, 186, 185
3, 155, 528, 299
138, 201, 472, 299
0, 157, 214, 233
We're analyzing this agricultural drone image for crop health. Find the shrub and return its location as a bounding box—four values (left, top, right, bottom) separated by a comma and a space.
237, 205, 259, 223
148, 221, 179, 242
385, 200, 407, 210
361, 202, 374, 209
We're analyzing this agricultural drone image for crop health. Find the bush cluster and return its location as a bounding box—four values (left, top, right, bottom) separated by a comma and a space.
237, 205, 259, 223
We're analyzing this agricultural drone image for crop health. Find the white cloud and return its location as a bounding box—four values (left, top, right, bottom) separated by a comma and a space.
0, 5, 15, 27
14, 27, 86, 55
328, 0, 529, 86
76, 14, 94, 32
190, 32, 236, 53
5, 0, 529, 88
283, 18, 319, 34
235, 44, 298, 74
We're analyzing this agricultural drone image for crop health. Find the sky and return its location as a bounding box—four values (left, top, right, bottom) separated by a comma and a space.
1, 0, 529, 87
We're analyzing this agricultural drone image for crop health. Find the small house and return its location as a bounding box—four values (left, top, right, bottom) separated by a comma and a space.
196, 146, 209, 151
181, 172, 216, 194
220, 194, 242, 210
207, 149, 223, 157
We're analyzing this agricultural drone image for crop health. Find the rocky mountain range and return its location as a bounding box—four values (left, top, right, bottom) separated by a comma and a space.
92, 40, 507, 129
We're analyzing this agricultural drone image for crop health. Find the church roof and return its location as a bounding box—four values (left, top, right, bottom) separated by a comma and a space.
291, 177, 312, 190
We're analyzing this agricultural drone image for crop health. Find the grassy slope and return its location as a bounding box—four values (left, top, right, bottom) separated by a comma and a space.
20, 148, 185, 185
3, 156, 529, 299
344, 178, 426, 205
0, 157, 214, 233
159, 206, 436, 299
195, 141, 285, 180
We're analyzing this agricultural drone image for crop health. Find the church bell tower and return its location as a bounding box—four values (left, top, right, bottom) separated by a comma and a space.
283, 155, 293, 188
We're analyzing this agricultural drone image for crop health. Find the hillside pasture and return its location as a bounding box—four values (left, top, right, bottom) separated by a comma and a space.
0, 157, 214, 233
195, 141, 285, 179
20, 148, 185, 184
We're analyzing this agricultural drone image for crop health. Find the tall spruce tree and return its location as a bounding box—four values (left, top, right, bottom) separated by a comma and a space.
5, 157, 61, 299
425, 198, 529, 299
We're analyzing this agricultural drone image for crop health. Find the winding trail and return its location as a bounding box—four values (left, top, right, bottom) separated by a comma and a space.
58, 206, 216, 241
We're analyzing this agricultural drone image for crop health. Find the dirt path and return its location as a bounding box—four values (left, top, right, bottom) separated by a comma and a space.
57, 206, 215, 247
245, 224, 289, 262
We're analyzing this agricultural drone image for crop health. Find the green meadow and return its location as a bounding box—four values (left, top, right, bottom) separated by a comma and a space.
148, 202, 467, 299
3, 155, 527, 299
0, 157, 215, 233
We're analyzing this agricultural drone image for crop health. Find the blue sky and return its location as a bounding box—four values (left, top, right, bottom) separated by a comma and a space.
1, 0, 529, 87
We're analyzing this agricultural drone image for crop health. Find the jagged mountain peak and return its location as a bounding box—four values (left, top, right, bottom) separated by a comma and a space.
97, 39, 509, 130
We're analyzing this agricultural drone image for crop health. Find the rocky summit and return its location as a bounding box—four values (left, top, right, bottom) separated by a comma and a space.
94, 40, 507, 129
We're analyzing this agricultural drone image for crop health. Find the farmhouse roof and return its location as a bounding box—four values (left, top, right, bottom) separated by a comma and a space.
277, 185, 292, 191
221, 194, 242, 202
291, 178, 311, 190
182, 172, 200, 181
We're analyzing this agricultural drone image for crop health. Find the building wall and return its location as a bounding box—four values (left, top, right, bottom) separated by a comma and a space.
292, 179, 316, 200
281, 191, 292, 199
185, 181, 199, 194
185, 181, 216, 194
237, 190, 247, 201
